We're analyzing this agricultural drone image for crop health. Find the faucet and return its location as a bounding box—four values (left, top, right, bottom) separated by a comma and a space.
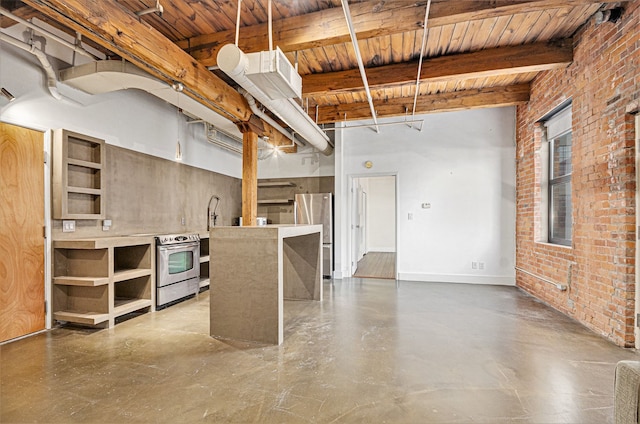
207, 195, 220, 231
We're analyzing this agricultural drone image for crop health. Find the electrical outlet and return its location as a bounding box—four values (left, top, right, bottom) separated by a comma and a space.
478, 262, 485, 270
408, 212, 413, 220
181, 217, 186, 225
62, 220, 75, 232
472, 261, 478, 270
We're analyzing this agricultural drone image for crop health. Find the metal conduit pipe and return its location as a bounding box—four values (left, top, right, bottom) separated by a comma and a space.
514, 267, 568, 291
322, 119, 425, 131
411, 0, 432, 129
0, 7, 96, 60
341, 0, 379, 133
0, 32, 64, 101
239, 88, 304, 148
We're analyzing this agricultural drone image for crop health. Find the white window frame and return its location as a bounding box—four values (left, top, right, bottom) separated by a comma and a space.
543, 105, 573, 246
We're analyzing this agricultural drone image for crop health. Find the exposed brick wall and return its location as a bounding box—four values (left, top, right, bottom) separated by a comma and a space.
516, 1, 640, 347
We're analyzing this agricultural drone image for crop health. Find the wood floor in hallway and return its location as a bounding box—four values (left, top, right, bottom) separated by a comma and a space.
353, 251, 396, 279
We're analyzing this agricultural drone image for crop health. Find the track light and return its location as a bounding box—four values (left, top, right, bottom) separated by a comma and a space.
1, 87, 15, 102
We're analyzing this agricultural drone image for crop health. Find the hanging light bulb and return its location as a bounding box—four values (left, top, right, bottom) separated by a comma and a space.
175, 139, 182, 161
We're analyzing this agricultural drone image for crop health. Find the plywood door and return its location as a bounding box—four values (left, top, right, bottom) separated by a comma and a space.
0, 123, 45, 342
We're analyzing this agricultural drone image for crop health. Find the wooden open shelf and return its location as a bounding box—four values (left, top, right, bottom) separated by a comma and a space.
114, 298, 153, 317
53, 276, 109, 286
257, 198, 293, 204
52, 236, 155, 328
53, 310, 110, 326
52, 129, 106, 220
113, 268, 152, 282
257, 181, 296, 187
199, 234, 210, 289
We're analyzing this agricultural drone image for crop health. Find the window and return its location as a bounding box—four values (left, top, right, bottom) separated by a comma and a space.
545, 106, 572, 246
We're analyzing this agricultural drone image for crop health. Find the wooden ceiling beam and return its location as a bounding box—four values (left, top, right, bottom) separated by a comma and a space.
0, 5, 41, 28
178, 0, 609, 68
314, 83, 531, 124
303, 40, 572, 96
20, 0, 295, 147
21, 0, 249, 122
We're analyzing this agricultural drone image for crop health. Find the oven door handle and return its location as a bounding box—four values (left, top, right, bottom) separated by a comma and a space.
158, 243, 199, 252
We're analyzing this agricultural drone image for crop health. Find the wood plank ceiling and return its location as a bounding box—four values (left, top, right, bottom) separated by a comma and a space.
2, 1, 615, 127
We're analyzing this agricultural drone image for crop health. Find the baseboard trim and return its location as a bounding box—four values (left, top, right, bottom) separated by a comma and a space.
397, 272, 515, 286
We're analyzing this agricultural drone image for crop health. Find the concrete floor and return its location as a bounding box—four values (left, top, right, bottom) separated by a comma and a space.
2, 279, 639, 423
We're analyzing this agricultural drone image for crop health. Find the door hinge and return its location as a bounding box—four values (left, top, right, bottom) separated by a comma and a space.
637, 313, 640, 327
43, 225, 47, 238
44, 301, 48, 314
44, 151, 49, 164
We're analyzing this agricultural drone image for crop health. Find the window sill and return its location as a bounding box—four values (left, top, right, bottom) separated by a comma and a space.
535, 241, 573, 250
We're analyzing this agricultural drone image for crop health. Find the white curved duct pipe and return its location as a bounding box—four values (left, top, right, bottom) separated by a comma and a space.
0, 32, 63, 101
59, 60, 242, 138
217, 43, 333, 155
238, 88, 304, 148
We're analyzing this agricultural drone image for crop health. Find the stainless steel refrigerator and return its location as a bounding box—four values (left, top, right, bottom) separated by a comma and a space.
294, 193, 333, 278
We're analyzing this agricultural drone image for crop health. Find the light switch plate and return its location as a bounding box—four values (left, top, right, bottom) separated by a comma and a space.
62, 220, 75, 232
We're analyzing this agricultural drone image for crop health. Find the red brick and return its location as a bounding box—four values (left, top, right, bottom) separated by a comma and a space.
516, 1, 640, 347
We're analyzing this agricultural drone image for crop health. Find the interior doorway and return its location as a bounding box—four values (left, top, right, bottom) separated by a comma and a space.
350, 175, 397, 279
0, 122, 46, 342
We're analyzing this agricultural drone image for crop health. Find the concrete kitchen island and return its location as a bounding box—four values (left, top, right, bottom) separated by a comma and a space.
209, 224, 323, 345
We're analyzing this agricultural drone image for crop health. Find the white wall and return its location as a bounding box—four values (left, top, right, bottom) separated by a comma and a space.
0, 42, 242, 178
2, 29, 516, 286
336, 108, 516, 285
361, 176, 396, 252
258, 145, 335, 179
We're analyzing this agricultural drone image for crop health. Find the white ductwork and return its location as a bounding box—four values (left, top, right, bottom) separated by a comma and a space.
239, 88, 304, 148
217, 43, 333, 155
59, 60, 243, 139
0, 32, 63, 101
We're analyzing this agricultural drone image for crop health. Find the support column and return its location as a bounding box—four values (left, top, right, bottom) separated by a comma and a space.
242, 130, 258, 226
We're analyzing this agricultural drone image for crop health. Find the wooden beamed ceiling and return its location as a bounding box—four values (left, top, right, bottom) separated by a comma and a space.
8, 0, 617, 129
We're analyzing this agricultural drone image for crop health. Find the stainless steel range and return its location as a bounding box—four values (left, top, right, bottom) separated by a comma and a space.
156, 233, 200, 308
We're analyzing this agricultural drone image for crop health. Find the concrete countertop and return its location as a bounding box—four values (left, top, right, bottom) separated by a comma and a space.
209, 224, 323, 239
53, 235, 155, 249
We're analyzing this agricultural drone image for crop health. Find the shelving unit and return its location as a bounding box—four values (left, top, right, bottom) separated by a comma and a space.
257, 198, 293, 204
257, 181, 296, 187
52, 236, 155, 328
199, 234, 210, 289
52, 129, 106, 219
